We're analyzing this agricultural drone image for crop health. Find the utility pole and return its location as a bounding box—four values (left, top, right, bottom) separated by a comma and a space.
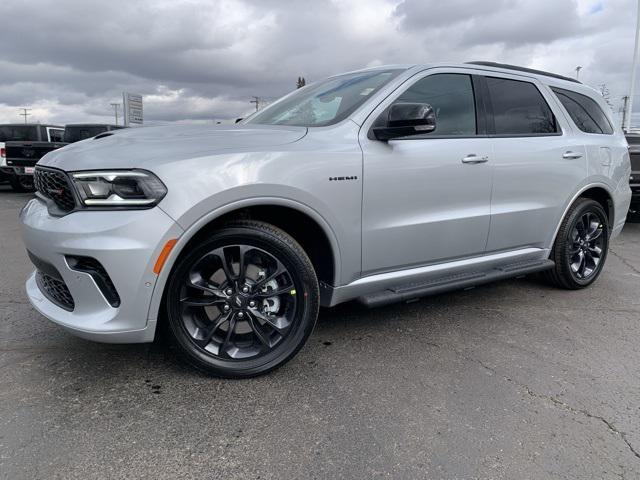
575, 66, 582, 80
19, 108, 31, 124
250, 96, 260, 112
622, 96, 630, 129
110, 103, 121, 125
626, 0, 640, 132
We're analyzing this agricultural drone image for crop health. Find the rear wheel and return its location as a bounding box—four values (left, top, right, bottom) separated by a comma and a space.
9, 174, 35, 193
165, 221, 319, 378
544, 198, 609, 289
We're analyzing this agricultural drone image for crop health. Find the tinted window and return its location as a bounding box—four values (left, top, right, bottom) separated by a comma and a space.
551, 87, 613, 135
0, 125, 38, 142
64, 126, 111, 143
393, 74, 476, 136
49, 129, 64, 142
485, 77, 558, 135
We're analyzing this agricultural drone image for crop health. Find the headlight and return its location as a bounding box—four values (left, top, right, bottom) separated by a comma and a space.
70, 170, 167, 208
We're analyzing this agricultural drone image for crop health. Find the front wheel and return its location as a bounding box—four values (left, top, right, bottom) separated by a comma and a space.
544, 198, 609, 289
165, 221, 319, 378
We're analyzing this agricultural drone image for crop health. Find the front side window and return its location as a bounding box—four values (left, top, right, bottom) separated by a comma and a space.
485, 77, 558, 135
551, 87, 613, 135
392, 73, 477, 136
246, 69, 404, 127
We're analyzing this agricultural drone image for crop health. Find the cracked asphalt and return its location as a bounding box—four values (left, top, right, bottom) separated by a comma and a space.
1, 185, 639, 479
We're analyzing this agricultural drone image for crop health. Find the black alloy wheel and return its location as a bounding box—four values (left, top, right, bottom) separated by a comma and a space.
568, 211, 605, 281
544, 198, 609, 289
165, 221, 319, 378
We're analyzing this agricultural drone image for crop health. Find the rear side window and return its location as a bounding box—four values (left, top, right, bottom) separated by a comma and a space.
49, 129, 64, 142
485, 77, 558, 135
551, 87, 613, 135
393, 73, 476, 136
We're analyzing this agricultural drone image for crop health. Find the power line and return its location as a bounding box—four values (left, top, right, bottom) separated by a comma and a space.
19, 108, 31, 124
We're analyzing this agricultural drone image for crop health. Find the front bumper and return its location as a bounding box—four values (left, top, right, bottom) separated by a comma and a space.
20, 198, 183, 343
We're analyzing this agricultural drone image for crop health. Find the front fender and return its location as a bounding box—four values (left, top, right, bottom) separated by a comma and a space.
147, 195, 343, 325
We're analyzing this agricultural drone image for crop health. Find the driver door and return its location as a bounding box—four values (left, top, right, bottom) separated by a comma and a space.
359, 70, 494, 275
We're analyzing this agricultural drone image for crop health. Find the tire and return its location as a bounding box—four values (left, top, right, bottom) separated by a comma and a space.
543, 198, 609, 289
9, 174, 35, 193
165, 220, 319, 378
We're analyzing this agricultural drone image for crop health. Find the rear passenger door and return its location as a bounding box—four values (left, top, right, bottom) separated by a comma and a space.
481, 74, 587, 253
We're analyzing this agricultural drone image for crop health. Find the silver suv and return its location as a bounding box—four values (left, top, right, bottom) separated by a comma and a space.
21, 62, 632, 377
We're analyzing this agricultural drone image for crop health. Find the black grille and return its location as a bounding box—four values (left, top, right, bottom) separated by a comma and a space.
34, 167, 76, 212
36, 271, 75, 311
66, 256, 120, 308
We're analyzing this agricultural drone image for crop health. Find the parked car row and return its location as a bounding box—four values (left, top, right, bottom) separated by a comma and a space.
0, 124, 124, 192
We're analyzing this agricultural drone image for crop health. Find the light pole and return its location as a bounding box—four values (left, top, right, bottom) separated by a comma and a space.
625, 0, 640, 132
110, 103, 121, 126
575, 66, 582, 80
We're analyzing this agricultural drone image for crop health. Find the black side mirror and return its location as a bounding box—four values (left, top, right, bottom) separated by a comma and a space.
372, 103, 436, 141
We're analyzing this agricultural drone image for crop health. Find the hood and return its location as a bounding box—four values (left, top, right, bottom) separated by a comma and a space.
38, 123, 307, 171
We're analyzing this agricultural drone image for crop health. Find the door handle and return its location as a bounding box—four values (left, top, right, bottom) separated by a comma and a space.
461, 154, 489, 164
562, 151, 583, 160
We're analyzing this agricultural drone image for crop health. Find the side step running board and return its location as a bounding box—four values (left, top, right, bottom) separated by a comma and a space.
358, 259, 555, 308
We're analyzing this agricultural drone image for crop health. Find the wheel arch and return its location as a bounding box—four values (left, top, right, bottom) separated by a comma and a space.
550, 183, 614, 247
147, 197, 342, 325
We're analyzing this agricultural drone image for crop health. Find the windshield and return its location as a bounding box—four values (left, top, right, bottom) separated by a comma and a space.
0, 125, 38, 142
64, 126, 111, 143
246, 69, 404, 127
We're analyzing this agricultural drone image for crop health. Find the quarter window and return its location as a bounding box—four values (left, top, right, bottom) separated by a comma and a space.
485, 77, 558, 135
393, 73, 477, 136
551, 87, 613, 135
49, 129, 65, 142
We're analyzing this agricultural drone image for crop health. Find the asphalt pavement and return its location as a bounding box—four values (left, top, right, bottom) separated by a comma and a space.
1, 185, 639, 479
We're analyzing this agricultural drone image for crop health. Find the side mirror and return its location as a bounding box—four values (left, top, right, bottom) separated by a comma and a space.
372, 103, 436, 141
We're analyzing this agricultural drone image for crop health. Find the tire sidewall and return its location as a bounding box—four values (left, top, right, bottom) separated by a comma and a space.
165, 225, 319, 377
561, 200, 609, 287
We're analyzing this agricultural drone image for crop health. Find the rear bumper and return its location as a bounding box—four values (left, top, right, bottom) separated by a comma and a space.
21, 197, 183, 343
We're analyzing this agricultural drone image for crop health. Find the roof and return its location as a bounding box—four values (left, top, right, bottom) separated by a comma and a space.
0, 123, 63, 128
353, 62, 582, 88
466, 61, 581, 84
64, 123, 121, 128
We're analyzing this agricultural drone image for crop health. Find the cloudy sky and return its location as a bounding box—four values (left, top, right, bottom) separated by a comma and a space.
0, 0, 637, 126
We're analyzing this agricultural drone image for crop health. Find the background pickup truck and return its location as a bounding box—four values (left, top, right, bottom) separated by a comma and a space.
627, 133, 640, 217
2, 124, 65, 192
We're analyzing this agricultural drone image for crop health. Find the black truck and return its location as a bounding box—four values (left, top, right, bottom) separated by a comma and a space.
627, 133, 640, 216
63, 123, 124, 143
2, 124, 65, 192
4, 123, 124, 192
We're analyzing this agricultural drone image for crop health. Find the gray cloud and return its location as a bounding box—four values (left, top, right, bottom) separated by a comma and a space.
0, 0, 638, 126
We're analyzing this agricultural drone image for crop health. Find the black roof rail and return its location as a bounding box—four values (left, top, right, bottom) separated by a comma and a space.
466, 61, 581, 84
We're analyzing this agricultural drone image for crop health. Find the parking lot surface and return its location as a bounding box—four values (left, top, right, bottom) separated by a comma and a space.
1, 185, 639, 479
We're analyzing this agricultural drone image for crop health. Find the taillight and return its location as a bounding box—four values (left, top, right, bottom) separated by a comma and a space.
0, 148, 5, 158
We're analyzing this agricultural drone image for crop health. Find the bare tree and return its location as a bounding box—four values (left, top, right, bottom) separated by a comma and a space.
599, 84, 613, 108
